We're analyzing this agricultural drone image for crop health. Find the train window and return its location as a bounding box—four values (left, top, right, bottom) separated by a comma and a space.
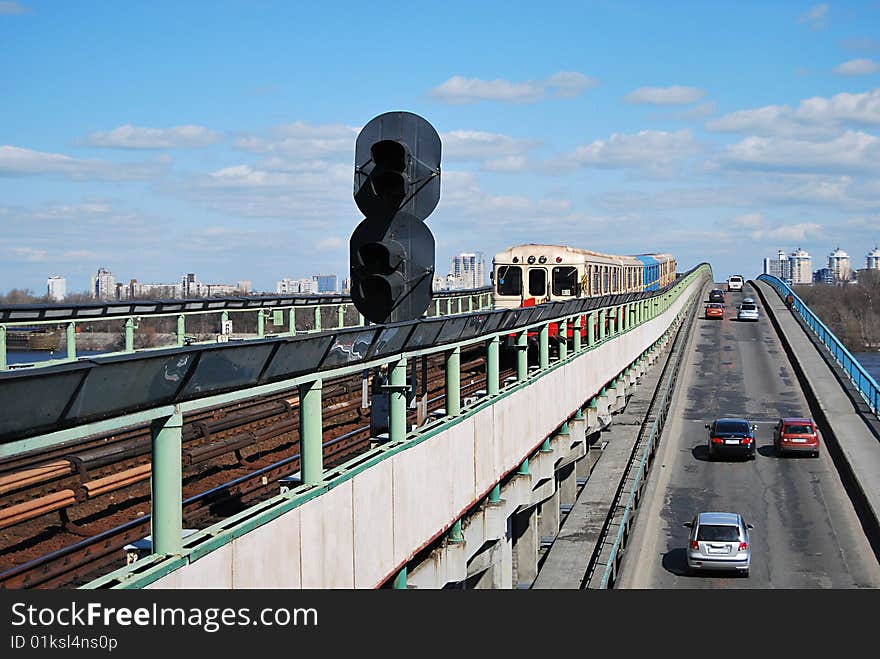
593, 268, 600, 294
552, 266, 579, 296
529, 268, 546, 297
603, 268, 610, 292
612, 269, 618, 290
496, 266, 522, 296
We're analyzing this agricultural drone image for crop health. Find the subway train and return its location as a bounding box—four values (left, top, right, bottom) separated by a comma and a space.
491, 243, 677, 309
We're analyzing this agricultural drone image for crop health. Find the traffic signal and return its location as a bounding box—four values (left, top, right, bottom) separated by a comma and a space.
350, 112, 441, 324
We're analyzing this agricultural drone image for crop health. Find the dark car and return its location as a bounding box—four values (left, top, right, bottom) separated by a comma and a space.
708, 289, 725, 303
705, 418, 757, 460
773, 417, 820, 457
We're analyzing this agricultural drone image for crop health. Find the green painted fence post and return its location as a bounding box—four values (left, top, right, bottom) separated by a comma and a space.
516, 331, 528, 381
390, 358, 407, 442
0, 325, 6, 370
151, 408, 183, 555
573, 315, 582, 352
299, 378, 323, 484
487, 336, 500, 396
587, 312, 595, 347
125, 317, 135, 352
539, 324, 549, 369
558, 319, 568, 360
176, 315, 185, 347
66, 322, 76, 360
446, 347, 461, 416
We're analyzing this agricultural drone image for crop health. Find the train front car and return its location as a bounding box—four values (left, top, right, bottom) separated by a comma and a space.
492, 244, 585, 309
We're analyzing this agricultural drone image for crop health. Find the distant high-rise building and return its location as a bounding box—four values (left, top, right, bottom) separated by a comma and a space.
47, 275, 66, 302
827, 247, 851, 283
762, 249, 791, 282
92, 267, 116, 300
867, 246, 880, 271
789, 248, 812, 285
236, 280, 252, 294
813, 268, 834, 285
449, 252, 485, 289
276, 277, 317, 294
314, 274, 338, 294
341, 277, 351, 295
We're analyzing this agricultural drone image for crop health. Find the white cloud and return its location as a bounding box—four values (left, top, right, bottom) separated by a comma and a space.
799, 3, 829, 30
730, 213, 764, 229
0, 145, 164, 181
85, 124, 223, 149
670, 101, 718, 121
441, 130, 538, 162
833, 59, 880, 76
0, 2, 28, 14
751, 222, 824, 242
553, 129, 701, 174
707, 88, 880, 138
428, 71, 597, 105
719, 130, 880, 172
624, 86, 705, 106
233, 121, 357, 159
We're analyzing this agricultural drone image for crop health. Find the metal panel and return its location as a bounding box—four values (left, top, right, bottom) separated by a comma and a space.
321, 329, 378, 368
178, 343, 277, 399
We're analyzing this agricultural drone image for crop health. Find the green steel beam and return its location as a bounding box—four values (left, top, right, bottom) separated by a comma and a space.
489, 483, 501, 504
393, 566, 407, 589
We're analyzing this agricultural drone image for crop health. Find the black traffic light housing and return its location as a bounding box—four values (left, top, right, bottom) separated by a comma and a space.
350, 112, 441, 324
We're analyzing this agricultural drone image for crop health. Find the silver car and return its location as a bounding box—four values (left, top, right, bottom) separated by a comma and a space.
737, 299, 759, 321
684, 512, 753, 577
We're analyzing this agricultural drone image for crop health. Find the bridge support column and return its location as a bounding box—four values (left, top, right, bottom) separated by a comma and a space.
513, 505, 538, 588
516, 331, 528, 381
151, 408, 183, 555
487, 336, 500, 396
586, 397, 599, 430
539, 324, 549, 369
446, 348, 460, 417
299, 378, 323, 484
539, 487, 560, 542
558, 461, 578, 508
66, 322, 76, 360
124, 317, 135, 352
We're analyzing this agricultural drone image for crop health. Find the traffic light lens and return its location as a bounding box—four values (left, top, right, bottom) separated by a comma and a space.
371, 140, 405, 170
358, 241, 404, 274
371, 171, 405, 206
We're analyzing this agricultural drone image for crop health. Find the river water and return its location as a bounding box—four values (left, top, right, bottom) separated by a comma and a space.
854, 352, 880, 383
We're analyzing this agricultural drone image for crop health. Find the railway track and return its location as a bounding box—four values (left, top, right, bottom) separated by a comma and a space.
0, 348, 507, 588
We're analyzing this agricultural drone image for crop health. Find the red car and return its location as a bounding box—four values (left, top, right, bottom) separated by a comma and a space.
705, 303, 724, 319
773, 417, 820, 457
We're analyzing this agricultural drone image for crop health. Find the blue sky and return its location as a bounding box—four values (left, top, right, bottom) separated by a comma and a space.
2, 0, 879, 295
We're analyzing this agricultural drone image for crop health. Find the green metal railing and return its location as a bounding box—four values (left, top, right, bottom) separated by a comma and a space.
68, 264, 710, 589
0, 289, 493, 372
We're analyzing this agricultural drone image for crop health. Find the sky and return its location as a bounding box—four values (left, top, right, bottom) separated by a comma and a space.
1, 1, 879, 295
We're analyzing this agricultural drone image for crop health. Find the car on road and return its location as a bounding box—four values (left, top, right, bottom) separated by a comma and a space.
684, 511, 753, 577
705, 302, 724, 319
773, 417, 820, 457
705, 417, 757, 460
727, 275, 744, 292
708, 288, 725, 303
737, 299, 759, 321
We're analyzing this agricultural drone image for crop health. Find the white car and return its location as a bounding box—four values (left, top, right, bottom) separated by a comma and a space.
737, 299, 759, 321
685, 512, 753, 577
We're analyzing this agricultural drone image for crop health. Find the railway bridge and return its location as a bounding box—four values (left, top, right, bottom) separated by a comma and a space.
1, 267, 879, 589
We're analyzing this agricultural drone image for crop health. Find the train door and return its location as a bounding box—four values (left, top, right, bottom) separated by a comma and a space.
527, 267, 547, 303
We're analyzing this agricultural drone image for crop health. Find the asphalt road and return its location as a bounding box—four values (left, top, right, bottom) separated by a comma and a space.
617, 283, 880, 588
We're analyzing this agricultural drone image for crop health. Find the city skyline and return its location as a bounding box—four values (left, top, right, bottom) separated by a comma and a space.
3, 3, 880, 293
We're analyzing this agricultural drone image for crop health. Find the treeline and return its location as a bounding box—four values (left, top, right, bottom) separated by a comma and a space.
793, 271, 880, 352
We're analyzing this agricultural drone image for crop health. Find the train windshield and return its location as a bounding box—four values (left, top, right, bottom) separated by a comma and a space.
552, 266, 578, 296
495, 265, 522, 296
528, 268, 546, 297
